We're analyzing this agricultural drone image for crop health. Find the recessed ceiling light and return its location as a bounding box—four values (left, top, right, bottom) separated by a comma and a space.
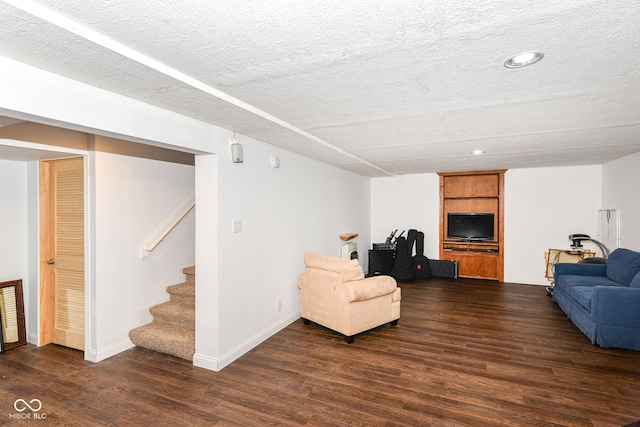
504, 51, 544, 69
471, 150, 485, 155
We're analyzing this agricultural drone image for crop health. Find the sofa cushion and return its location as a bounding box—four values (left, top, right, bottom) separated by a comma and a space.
303, 251, 364, 282
556, 274, 622, 293
606, 248, 640, 286
630, 271, 640, 288
568, 286, 595, 312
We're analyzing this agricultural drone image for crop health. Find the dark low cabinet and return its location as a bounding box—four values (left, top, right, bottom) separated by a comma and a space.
368, 249, 395, 276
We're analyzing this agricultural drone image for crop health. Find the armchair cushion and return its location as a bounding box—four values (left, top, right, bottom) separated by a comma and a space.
304, 251, 364, 282
338, 275, 398, 303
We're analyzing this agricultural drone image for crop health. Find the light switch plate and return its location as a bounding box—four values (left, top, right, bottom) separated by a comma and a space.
232, 220, 242, 233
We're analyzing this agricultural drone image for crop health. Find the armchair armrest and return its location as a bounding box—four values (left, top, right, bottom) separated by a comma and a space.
554, 262, 607, 280
592, 287, 640, 326
338, 275, 397, 303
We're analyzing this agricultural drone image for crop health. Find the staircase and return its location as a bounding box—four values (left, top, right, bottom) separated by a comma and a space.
129, 266, 195, 360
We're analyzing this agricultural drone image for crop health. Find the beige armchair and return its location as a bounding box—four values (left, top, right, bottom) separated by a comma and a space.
297, 251, 401, 343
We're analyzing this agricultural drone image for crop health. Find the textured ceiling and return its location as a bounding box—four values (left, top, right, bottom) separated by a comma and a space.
1, 0, 639, 176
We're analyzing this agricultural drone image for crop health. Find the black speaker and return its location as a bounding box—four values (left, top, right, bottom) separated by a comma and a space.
428, 259, 459, 278
368, 249, 395, 276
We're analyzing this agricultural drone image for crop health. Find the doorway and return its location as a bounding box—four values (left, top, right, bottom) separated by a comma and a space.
39, 157, 85, 351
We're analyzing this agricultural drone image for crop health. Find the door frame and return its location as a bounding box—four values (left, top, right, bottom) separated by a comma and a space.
38, 155, 90, 354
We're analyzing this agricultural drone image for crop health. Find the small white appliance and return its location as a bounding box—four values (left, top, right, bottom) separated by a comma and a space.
341, 242, 358, 260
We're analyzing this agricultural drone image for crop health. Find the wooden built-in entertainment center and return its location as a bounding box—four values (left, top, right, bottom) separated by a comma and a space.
439, 170, 505, 281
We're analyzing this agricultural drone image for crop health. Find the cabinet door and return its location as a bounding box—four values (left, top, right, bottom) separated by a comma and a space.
443, 252, 499, 280
443, 174, 500, 198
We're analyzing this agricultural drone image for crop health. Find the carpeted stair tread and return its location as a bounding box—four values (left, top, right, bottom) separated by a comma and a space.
129, 266, 196, 361
182, 266, 195, 282
167, 282, 194, 296
129, 323, 194, 360
149, 301, 194, 328
167, 282, 195, 304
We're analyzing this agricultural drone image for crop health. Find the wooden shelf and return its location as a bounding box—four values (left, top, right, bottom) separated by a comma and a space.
443, 242, 500, 253
439, 170, 505, 281
339, 233, 358, 241
443, 196, 499, 200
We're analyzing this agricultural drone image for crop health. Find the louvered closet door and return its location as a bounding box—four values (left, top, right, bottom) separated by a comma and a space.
0, 286, 18, 342
42, 157, 85, 351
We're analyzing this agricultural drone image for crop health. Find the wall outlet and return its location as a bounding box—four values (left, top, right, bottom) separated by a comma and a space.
277, 300, 282, 312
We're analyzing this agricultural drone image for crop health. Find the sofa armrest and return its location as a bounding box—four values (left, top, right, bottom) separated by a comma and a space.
338, 275, 397, 303
592, 287, 640, 326
554, 262, 607, 280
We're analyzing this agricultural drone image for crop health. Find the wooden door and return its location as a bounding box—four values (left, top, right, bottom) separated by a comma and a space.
40, 157, 85, 350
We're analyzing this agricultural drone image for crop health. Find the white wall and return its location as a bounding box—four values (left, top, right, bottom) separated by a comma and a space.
504, 166, 601, 284
194, 153, 220, 362
371, 165, 602, 285
0, 160, 28, 282
195, 133, 371, 370
90, 150, 195, 360
0, 160, 30, 335
602, 151, 640, 251
371, 173, 440, 258
26, 161, 40, 343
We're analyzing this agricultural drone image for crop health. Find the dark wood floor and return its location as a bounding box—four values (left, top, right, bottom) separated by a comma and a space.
2, 278, 640, 426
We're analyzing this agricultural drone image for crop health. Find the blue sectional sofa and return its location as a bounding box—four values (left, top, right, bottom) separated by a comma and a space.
553, 248, 640, 350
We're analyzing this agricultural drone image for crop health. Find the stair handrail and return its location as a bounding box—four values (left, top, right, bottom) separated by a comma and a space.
140, 194, 195, 258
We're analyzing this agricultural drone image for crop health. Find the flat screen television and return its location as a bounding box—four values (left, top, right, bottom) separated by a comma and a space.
447, 213, 495, 241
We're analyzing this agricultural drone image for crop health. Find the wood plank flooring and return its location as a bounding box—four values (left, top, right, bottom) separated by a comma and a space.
2, 278, 640, 426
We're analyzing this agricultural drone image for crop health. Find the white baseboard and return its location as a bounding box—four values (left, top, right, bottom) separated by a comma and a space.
84, 339, 135, 363
25, 332, 134, 363
504, 275, 549, 286
81, 312, 299, 369
193, 310, 300, 372
192, 353, 219, 371
27, 332, 37, 345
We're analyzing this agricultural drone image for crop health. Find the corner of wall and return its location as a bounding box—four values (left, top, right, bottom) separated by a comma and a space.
193, 310, 299, 372
85, 340, 135, 363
